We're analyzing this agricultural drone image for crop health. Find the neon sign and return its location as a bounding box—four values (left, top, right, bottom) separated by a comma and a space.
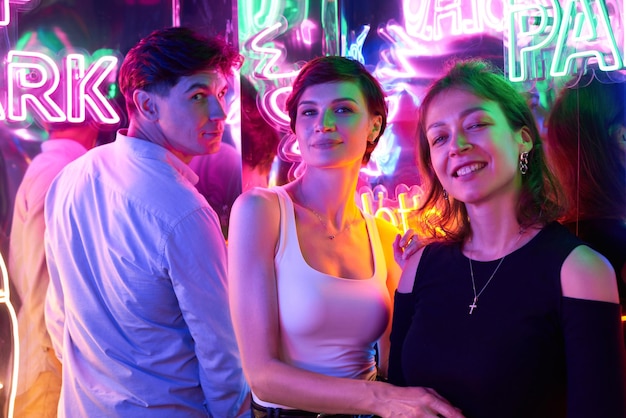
403, 0, 504, 41
1, 0, 122, 126
2, 50, 121, 125
359, 184, 423, 234
507, 0, 624, 82
64, 53, 120, 124
0, 0, 34, 26
249, 20, 301, 81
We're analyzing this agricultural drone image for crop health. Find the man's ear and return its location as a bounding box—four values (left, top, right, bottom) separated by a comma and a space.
133, 90, 158, 121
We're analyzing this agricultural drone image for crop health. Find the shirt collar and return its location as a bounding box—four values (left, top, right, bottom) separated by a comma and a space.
115, 129, 200, 185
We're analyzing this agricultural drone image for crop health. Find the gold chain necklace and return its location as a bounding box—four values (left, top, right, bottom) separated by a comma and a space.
301, 205, 361, 240
298, 188, 361, 240
467, 230, 524, 315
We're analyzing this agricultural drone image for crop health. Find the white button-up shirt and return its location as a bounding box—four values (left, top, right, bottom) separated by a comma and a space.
44, 131, 250, 417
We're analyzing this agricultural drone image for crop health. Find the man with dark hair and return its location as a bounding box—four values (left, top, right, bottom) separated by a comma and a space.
44, 27, 249, 417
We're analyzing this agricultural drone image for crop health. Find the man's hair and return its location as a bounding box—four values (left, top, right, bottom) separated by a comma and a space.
118, 26, 243, 116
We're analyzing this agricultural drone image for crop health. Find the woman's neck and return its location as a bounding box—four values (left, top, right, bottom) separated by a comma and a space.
463, 198, 527, 260
294, 171, 360, 221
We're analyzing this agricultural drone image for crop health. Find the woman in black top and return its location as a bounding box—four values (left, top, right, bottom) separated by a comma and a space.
389, 59, 626, 418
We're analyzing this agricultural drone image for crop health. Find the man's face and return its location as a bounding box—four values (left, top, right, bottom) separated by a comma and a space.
152, 69, 229, 163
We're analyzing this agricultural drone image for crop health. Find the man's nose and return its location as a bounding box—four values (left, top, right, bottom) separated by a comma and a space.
207, 95, 227, 120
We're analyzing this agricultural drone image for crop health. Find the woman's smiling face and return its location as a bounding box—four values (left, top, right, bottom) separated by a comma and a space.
425, 87, 531, 205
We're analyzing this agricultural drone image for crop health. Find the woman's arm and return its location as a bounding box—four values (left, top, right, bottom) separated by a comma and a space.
387, 243, 425, 387
374, 217, 403, 378
560, 245, 626, 417
228, 190, 464, 418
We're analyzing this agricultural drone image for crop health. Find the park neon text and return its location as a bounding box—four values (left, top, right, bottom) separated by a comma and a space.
1, 51, 120, 125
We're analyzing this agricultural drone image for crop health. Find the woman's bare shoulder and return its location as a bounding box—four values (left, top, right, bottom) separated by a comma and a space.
561, 245, 619, 303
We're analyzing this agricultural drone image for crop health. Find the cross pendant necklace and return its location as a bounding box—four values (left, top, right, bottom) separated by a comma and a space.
469, 297, 478, 314
468, 256, 505, 314
467, 229, 524, 315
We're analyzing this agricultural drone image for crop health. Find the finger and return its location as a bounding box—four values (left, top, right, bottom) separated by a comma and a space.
394, 233, 403, 249
400, 229, 415, 247
402, 237, 419, 259
433, 405, 465, 418
401, 239, 417, 260
424, 388, 465, 418
393, 234, 405, 267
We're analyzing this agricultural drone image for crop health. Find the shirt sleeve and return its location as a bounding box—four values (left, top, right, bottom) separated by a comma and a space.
166, 208, 251, 418
388, 291, 415, 387
43, 226, 64, 361
561, 297, 626, 418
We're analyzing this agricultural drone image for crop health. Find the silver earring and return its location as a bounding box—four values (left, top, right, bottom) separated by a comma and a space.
443, 189, 449, 201
519, 152, 529, 175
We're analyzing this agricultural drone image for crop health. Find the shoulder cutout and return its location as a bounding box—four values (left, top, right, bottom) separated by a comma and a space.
561, 245, 619, 303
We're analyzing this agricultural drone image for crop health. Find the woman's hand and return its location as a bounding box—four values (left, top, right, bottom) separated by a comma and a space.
393, 229, 423, 268
376, 384, 465, 418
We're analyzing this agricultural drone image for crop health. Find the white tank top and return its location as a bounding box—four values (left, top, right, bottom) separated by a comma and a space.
253, 187, 390, 408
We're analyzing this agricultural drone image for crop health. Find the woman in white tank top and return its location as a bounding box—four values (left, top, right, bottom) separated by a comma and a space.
228, 56, 463, 418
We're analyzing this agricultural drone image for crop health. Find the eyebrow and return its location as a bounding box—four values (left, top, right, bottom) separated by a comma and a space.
183, 81, 227, 94
426, 106, 489, 131
297, 97, 359, 107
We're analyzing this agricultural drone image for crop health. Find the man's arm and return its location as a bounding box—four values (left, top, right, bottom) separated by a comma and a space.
168, 208, 250, 417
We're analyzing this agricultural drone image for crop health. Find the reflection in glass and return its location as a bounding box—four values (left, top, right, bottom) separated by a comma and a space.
0, 250, 18, 418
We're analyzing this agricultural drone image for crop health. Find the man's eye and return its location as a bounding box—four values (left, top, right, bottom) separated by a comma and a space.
192, 93, 206, 101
